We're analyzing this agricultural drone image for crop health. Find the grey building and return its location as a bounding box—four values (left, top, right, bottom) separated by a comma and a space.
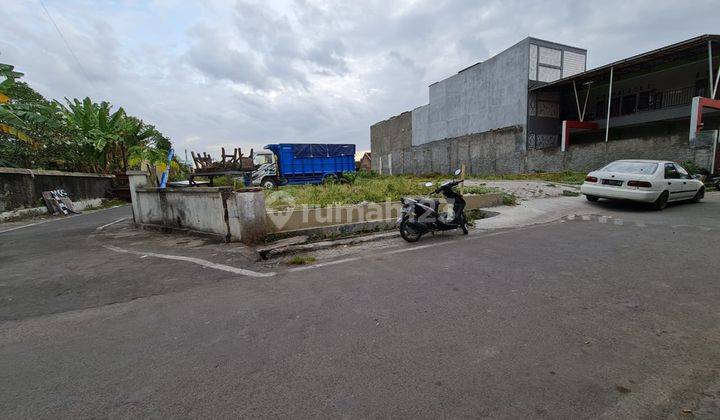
371, 35, 720, 175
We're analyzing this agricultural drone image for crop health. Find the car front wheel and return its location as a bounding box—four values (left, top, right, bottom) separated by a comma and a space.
585, 195, 599, 202
692, 187, 705, 202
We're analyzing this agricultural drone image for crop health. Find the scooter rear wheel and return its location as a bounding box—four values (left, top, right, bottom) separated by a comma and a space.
399, 219, 423, 242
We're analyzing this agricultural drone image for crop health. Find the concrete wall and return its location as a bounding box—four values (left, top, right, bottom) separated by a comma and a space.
374, 119, 713, 176
375, 125, 526, 175
266, 193, 503, 236
527, 119, 716, 173
414, 39, 530, 147
0, 167, 114, 212
128, 172, 266, 244
370, 111, 412, 174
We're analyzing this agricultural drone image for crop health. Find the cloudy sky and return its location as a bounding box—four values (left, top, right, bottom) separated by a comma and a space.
1, 0, 718, 158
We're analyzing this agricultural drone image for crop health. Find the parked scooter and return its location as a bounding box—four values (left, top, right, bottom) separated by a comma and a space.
398, 169, 468, 242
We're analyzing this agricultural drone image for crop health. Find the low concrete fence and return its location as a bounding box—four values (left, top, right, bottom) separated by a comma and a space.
0, 167, 114, 213
128, 172, 266, 244
266, 193, 503, 237
126, 171, 503, 243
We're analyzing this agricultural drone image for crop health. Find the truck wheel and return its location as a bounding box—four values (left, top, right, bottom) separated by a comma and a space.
261, 178, 277, 189
323, 174, 339, 184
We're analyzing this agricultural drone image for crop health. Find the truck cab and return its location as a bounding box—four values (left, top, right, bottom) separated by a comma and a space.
251, 150, 278, 188
251, 143, 356, 188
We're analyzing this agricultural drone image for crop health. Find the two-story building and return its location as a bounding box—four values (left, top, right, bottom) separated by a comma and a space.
371, 35, 720, 175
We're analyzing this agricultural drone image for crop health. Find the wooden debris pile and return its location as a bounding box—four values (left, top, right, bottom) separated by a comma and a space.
190, 147, 255, 172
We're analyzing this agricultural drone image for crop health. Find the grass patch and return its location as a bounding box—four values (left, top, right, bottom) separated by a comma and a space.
464, 208, 485, 226
287, 255, 316, 265
562, 190, 580, 197
266, 173, 474, 210
482, 171, 586, 185
502, 193, 518, 205
463, 185, 501, 195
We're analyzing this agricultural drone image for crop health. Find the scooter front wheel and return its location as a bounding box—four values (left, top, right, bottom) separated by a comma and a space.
399, 219, 423, 242
460, 212, 469, 235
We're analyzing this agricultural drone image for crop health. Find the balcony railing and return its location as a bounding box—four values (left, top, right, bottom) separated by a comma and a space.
590, 85, 708, 120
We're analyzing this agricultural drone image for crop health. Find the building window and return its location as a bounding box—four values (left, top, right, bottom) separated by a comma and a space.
538, 46, 562, 67
537, 66, 561, 82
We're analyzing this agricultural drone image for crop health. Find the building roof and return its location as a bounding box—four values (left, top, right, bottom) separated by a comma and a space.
530, 34, 720, 91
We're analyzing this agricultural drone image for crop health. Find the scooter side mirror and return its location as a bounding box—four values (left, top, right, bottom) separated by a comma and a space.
454, 168, 462, 176
424, 182, 434, 187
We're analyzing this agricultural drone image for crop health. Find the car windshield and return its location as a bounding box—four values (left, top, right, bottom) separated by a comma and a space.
601, 161, 658, 174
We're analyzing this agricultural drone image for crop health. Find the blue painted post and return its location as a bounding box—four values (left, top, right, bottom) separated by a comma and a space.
159, 148, 174, 188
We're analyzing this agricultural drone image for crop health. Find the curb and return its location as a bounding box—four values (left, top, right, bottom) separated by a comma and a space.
258, 230, 399, 259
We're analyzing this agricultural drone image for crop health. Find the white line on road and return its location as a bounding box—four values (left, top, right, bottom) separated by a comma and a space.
288, 256, 361, 272
103, 245, 276, 277
96, 217, 131, 231
0, 216, 77, 234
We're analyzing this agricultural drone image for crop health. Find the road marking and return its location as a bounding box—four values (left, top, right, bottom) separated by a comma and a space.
103, 245, 276, 277
288, 256, 361, 272
0, 216, 78, 234
96, 217, 131, 231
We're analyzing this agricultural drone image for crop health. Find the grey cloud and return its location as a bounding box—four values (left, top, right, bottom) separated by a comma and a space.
3, 0, 720, 158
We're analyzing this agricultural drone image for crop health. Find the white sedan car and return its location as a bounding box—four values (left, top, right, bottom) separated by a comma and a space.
580, 160, 705, 210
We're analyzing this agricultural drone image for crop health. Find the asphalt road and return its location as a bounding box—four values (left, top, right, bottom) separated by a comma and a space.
1, 196, 720, 418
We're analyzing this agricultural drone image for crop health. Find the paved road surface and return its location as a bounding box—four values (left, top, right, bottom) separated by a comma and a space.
1, 197, 719, 418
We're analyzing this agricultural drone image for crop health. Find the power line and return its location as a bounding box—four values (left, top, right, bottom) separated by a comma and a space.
39, 0, 93, 85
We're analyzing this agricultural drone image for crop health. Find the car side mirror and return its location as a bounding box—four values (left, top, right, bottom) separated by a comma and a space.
692, 174, 702, 180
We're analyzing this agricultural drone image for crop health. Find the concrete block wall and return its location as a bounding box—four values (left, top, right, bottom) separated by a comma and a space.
370, 111, 412, 174
374, 120, 713, 176
414, 39, 530, 147
127, 172, 266, 244
0, 167, 114, 212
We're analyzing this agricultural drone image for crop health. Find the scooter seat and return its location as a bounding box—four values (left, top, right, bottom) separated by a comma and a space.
417, 198, 440, 212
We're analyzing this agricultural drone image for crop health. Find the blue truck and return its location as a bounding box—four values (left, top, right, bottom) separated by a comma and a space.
251, 143, 356, 188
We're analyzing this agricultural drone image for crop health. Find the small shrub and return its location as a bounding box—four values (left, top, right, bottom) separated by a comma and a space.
502, 193, 518, 206
464, 208, 485, 226
680, 160, 709, 175
341, 171, 357, 184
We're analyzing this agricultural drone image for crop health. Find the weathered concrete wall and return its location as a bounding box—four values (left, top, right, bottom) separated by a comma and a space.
128, 172, 266, 244
377, 125, 525, 175
266, 193, 503, 235
134, 187, 230, 239
370, 111, 412, 174
376, 120, 713, 176
0, 167, 114, 212
228, 189, 267, 244
527, 118, 716, 173
419, 40, 530, 146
